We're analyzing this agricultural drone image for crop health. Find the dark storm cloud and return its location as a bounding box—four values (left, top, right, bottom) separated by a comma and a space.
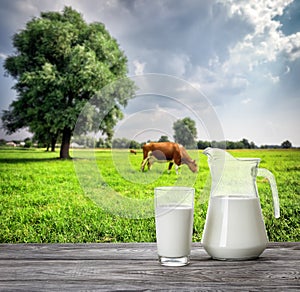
109, 0, 253, 70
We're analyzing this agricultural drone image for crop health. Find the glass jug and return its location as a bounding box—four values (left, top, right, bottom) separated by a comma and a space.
202, 147, 280, 260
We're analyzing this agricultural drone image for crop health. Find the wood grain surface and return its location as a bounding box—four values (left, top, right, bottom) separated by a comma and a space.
0, 242, 299, 291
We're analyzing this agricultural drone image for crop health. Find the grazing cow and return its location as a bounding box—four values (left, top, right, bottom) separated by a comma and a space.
141, 142, 198, 174
130, 149, 137, 155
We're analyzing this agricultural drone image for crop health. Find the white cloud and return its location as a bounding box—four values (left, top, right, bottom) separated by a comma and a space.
241, 98, 252, 104
167, 53, 190, 77
264, 73, 280, 84
219, 0, 299, 74
283, 32, 300, 61
133, 60, 146, 75
0, 52, 7, 59
185, 0, 300, 108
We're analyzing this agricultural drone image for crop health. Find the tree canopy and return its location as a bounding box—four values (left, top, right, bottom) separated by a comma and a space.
158, 135, 170, 142
2, 6, 135, 158
173, 117, 197, 148
281, 140, 292, 149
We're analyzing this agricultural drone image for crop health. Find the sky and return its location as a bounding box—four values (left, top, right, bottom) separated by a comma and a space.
0, 0, 300, 146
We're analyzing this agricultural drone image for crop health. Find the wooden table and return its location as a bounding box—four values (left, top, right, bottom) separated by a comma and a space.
0, 242, 299, 291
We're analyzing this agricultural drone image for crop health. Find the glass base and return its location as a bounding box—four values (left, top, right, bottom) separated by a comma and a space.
158, 255, 190, 267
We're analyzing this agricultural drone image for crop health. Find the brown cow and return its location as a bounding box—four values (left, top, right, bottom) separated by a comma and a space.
141, 142, 198, 174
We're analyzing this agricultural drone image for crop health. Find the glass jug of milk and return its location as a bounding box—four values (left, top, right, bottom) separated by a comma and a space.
202, 147, 280, 260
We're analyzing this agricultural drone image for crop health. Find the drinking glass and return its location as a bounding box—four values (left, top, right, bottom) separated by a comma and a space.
154, 186, 194, 266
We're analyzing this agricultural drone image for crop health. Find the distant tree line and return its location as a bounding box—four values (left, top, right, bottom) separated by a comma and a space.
97, 137, 295, 149
0, 137, 295, 150
198, 138, 257, 149
1, 109, 295, 151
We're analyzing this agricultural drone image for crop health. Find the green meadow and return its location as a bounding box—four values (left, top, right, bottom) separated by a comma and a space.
0, 148, 299, 243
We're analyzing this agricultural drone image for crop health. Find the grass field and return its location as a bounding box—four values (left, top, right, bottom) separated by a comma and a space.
0, 147, 299, 243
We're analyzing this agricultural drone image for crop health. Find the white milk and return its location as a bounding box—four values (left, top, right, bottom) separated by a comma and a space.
202, 196, 268, 260
155, 205, 193, 258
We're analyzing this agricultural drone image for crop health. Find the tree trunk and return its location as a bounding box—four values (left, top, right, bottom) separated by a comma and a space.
60, 127, 72, 159
51, 136, 56, 152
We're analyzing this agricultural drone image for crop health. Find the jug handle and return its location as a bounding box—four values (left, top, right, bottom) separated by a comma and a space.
257, 168, 280, 218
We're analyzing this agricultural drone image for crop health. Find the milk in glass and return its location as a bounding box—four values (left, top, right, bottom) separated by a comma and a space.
155, 204, 193, 258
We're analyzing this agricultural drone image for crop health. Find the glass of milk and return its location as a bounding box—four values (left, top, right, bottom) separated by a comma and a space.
154, 186, 194, 266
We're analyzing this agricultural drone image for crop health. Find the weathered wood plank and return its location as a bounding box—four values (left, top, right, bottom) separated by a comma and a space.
0, 243, 157, 260
0, 261, 298, 291
0, 243, 299, 291
0, 242, 298, 260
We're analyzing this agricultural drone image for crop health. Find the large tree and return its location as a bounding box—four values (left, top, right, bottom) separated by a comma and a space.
2, 6, 135, 158
173, 117, 197, 148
